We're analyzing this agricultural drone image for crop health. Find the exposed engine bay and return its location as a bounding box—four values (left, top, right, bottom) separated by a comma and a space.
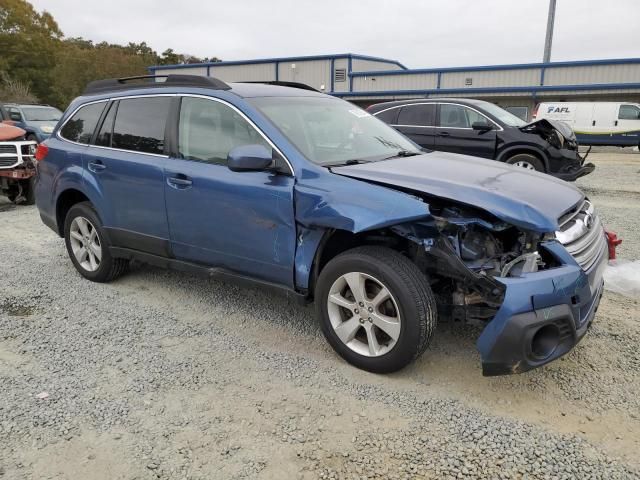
390, 198, 556, 324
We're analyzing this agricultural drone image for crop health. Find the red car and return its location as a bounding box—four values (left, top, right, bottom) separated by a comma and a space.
0, 122, 38, 204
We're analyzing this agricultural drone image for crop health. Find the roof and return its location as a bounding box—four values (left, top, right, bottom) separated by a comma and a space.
367, 97, 491, 110
227, 82, 328, 98
149, 53, 408, 72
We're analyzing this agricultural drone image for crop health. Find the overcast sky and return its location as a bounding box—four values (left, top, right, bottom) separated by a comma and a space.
29, 0, 640, 68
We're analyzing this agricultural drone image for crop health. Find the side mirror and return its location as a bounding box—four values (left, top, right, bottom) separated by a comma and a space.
227, 144, 273, 172
472, 122, 493, 132
9, 112, 22, 122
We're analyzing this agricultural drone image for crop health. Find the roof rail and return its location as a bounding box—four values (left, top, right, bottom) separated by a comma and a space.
239, 81, 320, 92
83, 75, 231, 95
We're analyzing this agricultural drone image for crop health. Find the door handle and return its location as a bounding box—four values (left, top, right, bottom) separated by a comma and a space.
88, 160, 106, 172
615, 120, 618, 126
167, 174, 192, 189
437, 131, 450, 137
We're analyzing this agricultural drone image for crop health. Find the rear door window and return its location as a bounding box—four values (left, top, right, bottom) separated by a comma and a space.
112, 97, 171, 155
397, 104, 435, 126
60, 102, 106, 144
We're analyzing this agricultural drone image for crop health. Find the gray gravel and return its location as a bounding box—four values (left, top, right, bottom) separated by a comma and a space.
1, 153, 639, 479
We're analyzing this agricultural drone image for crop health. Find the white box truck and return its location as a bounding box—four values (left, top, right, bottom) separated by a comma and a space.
533, 102, 640, 147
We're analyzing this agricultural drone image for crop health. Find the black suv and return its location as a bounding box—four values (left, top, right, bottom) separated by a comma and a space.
366, 98, 594, 181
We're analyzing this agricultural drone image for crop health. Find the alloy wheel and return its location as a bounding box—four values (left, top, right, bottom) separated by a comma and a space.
69, 216, 102, 272
513, 160, 536, 170
326, 272, 401, 357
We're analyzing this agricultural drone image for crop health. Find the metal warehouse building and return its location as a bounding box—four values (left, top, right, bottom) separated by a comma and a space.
149, 53, 640, 120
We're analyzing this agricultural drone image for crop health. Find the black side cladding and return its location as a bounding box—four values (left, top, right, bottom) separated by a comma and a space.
83, 75, 231, 95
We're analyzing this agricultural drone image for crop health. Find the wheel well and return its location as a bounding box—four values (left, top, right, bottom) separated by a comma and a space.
308, 228, 408, 299
503, 148, 547, 171
56, 189, 89, 236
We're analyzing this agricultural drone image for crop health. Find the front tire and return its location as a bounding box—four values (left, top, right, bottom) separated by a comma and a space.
20, 177, 36, 205
506, 153, 545, 172
63, 202, 128, 282
315, 246, 437, 373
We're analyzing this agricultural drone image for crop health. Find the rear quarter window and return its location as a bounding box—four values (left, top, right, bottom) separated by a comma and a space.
60, 102, 106, 144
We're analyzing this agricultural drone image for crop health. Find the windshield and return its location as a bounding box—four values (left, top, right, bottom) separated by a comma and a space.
21, 106, 62, 122
478, 102, 527, 127
249, 97, 421, 166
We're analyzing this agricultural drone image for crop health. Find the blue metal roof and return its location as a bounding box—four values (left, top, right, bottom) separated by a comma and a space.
349, 57, 640, 77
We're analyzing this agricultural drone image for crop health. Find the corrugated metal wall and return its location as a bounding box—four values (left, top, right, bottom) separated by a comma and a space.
351, 59, 399, 72
210, 63, 276, 82
277, 59, 332, 92
440, 69, 540, 89
353, 73, 438, 92
543, 63, 640, 85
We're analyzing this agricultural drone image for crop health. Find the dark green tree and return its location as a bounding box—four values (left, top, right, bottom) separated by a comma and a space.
0, 0, 62, 102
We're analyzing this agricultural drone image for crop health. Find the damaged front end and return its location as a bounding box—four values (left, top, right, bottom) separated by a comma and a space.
391, 198, 607, 376
520, 119, 595, 181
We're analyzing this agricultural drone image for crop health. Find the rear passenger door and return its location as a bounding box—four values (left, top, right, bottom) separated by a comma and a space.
434, 103, 497, 159
163, 96, 296, 288
392, 104, 436, 149
83, 96, 172, 255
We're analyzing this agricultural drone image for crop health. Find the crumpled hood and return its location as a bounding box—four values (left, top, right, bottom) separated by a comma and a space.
520, 118, 576, 142
0, 123, 25, 141
332, 152, 584, 233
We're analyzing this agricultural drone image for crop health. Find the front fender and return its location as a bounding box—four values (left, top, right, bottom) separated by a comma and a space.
294, 173, 430, 233
293, 173, 431, 291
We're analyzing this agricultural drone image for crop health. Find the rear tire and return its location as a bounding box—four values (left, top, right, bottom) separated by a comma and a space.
63, 202, 128, 282
26, 134, 38, 143
506, 153, 545, 172
315, 246, 437, 373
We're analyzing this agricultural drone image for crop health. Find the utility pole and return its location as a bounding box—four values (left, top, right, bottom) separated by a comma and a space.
543, 0, 557, 63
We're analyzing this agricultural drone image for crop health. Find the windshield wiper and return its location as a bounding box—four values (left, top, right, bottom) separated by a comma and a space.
324, 159, 368, 167
381, 150, 421, 160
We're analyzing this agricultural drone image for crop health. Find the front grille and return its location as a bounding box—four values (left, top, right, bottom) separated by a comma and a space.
556, 199, 607, 270
0, 156, 19, 168
0, 145, 17, 155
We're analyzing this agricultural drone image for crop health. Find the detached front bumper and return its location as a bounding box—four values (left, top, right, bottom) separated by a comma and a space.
553, 162, 595, 181
477, 240, 607, 376
548, 147, 595, 181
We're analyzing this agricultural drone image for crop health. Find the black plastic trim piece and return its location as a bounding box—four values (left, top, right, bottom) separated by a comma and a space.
239, 81, 319, 92
103, 227, 172, 257
83, 75, 231, 95
109, 247, 307, 304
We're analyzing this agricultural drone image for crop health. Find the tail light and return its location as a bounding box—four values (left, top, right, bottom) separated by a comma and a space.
605, 230, 622, 260
531, 104, 539, 119
35, 143, 49, 161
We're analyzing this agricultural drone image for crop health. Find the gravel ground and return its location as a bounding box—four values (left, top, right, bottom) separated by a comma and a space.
1, 152, 639, 479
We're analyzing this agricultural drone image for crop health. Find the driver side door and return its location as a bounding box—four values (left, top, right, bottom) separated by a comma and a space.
164, 96, 297, 287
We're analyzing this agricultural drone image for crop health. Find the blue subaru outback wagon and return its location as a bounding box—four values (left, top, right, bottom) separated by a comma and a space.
35, 75, 610, 375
